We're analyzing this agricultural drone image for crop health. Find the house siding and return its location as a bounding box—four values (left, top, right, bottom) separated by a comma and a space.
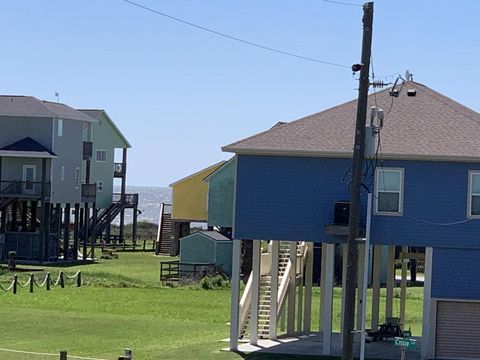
431, 248, 480, 300
50, 118, 83, 204
207, 157, 236, 228
172, 164, 224, 222
90, 112, 123, 209
234, 155, 480, 248
0, 116, 53, 149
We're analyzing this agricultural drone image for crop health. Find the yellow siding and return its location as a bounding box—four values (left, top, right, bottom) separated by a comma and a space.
171, 163, 224, 221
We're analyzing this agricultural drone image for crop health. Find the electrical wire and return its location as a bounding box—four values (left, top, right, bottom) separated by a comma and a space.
119, 0, 351, 68
321, 0, 363, 7
371, 191, 473, 226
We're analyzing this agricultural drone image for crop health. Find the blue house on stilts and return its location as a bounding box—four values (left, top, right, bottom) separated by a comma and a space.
224, 81, 480, 359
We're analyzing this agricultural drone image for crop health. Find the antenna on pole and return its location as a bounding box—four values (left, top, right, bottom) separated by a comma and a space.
405, 70, 413, 81
55, 92, 60, 103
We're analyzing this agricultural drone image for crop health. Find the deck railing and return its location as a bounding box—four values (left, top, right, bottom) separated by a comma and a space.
0, 181, 49, 199
113, 162, 125, 177
113, 193, 138, 206
160, 260, 216, 284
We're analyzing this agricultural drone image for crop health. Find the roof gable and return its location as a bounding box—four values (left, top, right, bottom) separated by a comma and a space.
79, 109, 131, 148
223, 81, 480, 161
170, 161, 226, 187
0, 137, 57, 158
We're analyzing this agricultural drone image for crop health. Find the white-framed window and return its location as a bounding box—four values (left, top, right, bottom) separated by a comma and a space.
96, 181, 104, 192
60, 166, 65, 181
374, 167, 404, 215
75, 167, 80, 189
96, 150, 107, 162
58, 118, 63, 137
468, 170, 480, 218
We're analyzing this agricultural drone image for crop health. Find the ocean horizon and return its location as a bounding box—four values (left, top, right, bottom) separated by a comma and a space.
113, 185, 172, 225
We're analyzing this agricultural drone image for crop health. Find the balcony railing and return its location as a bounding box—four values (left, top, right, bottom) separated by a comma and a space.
113, 193, 139, 207
81, 183, 97, 202
83, 141, 93, 160
0, 181, 50, 199
114, 163, 125, 177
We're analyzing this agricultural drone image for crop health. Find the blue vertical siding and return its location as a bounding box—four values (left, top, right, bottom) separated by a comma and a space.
432, 248, 480, 300
234, 155, 480, 248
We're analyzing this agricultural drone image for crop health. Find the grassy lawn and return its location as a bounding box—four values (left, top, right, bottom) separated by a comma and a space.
0, 252, 423, 359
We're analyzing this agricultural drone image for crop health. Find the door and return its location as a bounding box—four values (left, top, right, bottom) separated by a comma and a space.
435, 300, 480, 359
22, 165, 36, 195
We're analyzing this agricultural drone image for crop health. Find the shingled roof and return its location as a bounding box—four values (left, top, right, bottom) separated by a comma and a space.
222, 81, 480, 161
0, 96, 97, 123
0, 137, 57, 158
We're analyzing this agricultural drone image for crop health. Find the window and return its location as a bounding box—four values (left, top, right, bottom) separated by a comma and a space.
96, 181, 104, 192
60, 166, 65, 181
96, 150, 107, 162
374, 168, 404, 215
468, 171, 480, 217
75, 167, 80, 189
58, 118, 63, 137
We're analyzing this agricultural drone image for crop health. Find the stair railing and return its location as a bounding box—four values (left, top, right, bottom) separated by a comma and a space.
276, 241, 308, 317
155, 203, 165, 254
238, 273, 253, 337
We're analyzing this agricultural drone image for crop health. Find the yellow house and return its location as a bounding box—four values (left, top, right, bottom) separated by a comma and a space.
170, 161, 226, 222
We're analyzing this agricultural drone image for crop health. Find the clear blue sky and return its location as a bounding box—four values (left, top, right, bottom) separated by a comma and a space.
1, 1, 478, 186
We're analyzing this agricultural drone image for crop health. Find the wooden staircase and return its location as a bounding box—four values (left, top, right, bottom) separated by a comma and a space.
155, 203, 172, 255
81, 201, 125, 240
0, 197, 15, 211
240, 241, 304, 339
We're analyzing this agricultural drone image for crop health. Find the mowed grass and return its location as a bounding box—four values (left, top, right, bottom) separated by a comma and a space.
0, 252, 424, 359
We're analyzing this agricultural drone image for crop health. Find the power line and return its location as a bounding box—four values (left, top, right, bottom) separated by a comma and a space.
119, 0, 351, 69
322, 0, 363, 7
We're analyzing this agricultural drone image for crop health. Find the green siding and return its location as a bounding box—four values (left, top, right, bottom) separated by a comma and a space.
90, 112, 128, 209
180, 233, 216, 264
215, 241, 232, 276
206, 157, 236, 227
179, 231, 233, 276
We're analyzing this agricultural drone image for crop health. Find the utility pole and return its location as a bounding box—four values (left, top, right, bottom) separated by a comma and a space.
342, 2, 374, 360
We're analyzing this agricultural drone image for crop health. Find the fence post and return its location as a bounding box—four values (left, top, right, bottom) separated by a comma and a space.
60, 271, 65, 288
13, 275, 17, 294
124, 348, 132, 359
46, 272, 51, 291
29, 273, 34, 293
59, 350, 67, 360
77, 271, 82, 287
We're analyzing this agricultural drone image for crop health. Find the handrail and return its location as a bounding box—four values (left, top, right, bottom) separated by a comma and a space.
238, 240, 309, 338
238, 273, 253, 337
276, 257, 292, 316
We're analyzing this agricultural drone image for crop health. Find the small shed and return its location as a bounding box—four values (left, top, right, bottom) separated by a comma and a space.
180, 231, 232, 276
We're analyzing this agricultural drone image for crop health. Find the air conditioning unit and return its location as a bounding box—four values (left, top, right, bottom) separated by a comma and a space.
334, 201, 350, 225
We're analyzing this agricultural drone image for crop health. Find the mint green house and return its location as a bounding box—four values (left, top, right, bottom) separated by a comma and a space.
79, 109, 137, 243
204, 157, 236, 229
80, 110, 130, 208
